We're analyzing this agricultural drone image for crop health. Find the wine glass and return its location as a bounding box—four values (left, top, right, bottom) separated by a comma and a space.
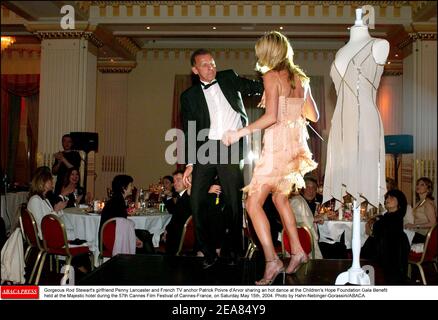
73, 189, 79, 207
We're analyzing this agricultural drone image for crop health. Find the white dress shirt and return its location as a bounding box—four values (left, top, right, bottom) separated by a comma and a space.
201, 80, 243, 140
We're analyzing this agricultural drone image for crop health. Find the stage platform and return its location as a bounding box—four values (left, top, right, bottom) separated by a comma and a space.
78, 254, 386, 285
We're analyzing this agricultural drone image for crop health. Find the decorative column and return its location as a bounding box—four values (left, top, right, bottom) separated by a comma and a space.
94, 61, 136, 199
35, 31, 102, 194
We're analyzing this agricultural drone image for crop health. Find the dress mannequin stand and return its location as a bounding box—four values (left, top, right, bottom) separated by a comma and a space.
335, 200, 372, 285
327, 8, 389, 285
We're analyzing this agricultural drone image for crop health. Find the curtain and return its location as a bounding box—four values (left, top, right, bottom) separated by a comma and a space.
0, 75, 40, 184
1, 86, 10, 177
26, 94, 39, 179
171, 74, 195, 129
171, 74, 195, 170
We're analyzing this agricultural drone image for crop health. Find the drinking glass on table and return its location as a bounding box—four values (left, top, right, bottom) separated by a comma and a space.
314, 203, 326, 224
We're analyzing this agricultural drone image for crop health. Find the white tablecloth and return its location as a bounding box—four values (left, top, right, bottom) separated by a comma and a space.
1, 191, 28, 233
318, 220, 416, 249
63, 208, 171, 266
318, 220, 368, 249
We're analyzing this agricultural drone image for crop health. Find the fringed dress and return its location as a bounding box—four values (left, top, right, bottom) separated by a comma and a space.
243, 93, 317, 195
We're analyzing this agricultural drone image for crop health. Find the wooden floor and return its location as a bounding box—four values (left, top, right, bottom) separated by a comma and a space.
77, 254, 408, 286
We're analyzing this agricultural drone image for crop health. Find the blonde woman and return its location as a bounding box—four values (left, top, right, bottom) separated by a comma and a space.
223, 31, 319, 285
406, 177, 437, 243
27, 166, 68, 239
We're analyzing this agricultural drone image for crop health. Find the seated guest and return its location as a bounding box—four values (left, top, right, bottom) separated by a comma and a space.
289, 193, 323, 259
31, 166, 59, 207
27, 167, 90, 274
162, 175, 176, 199
301, 175, 323, 216
405, 177, 437, 243
385, 176, 415, 228
99, 175, 154, 254
58, 167, 85, 208
362, 189, 410, 284
163, 170, 192, 255
27, 167, 69, 240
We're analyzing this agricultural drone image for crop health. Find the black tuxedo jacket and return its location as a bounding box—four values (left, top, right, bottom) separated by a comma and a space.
180, 69, 263, 164
164, 191, 192, 254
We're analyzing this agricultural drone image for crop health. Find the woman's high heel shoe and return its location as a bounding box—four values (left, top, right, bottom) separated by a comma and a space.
286, 252, 308, 275
255, 258, 285, 285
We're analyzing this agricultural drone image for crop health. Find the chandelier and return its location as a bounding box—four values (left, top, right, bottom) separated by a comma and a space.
1, 36, 16, 51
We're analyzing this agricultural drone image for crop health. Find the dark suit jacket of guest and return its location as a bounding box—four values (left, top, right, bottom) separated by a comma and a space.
180, 69, 263, 163
164, 191, 192, 254
98, 195, 128, 244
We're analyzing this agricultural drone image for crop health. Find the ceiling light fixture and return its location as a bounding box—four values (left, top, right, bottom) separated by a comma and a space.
146, 26, 151, 30
212, 26, 217, 30
279, 26, 283, 30
1, 36, 15, 51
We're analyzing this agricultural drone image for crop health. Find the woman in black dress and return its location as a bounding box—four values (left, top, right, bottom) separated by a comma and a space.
362, 189, 410, 284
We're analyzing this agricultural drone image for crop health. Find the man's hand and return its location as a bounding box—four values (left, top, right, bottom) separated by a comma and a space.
183, 165, 193, 187
208, 185, 221, 195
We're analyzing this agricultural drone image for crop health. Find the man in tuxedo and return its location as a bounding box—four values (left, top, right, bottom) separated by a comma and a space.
181, 49, 263, 268
163, 170, 192, 255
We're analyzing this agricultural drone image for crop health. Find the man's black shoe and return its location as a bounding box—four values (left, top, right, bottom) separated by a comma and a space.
202, 256, 218, 270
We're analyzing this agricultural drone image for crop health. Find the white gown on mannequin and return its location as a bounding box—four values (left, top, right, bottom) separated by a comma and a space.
323, 39, 387, 210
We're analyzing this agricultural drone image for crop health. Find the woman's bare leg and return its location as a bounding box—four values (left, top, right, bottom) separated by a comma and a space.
271, 193, 307, 273
246, 185, 284, 283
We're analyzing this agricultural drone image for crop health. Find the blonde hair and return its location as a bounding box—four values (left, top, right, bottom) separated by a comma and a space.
255, 31, 309, 89
29, 168, 53, 199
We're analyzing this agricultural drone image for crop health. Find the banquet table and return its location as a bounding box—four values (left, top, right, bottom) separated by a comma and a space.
63, 207, 171, 266
1, 191, 28, 233
318, 220, 368, 249
317, 219, 416, 249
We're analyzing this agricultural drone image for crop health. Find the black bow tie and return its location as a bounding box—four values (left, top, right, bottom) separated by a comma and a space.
201, 80, 218, 90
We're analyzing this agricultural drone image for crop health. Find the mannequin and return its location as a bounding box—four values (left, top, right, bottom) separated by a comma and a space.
324, 7, 389, 210
324, 8, 390, 285
334, 9, 389, 77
